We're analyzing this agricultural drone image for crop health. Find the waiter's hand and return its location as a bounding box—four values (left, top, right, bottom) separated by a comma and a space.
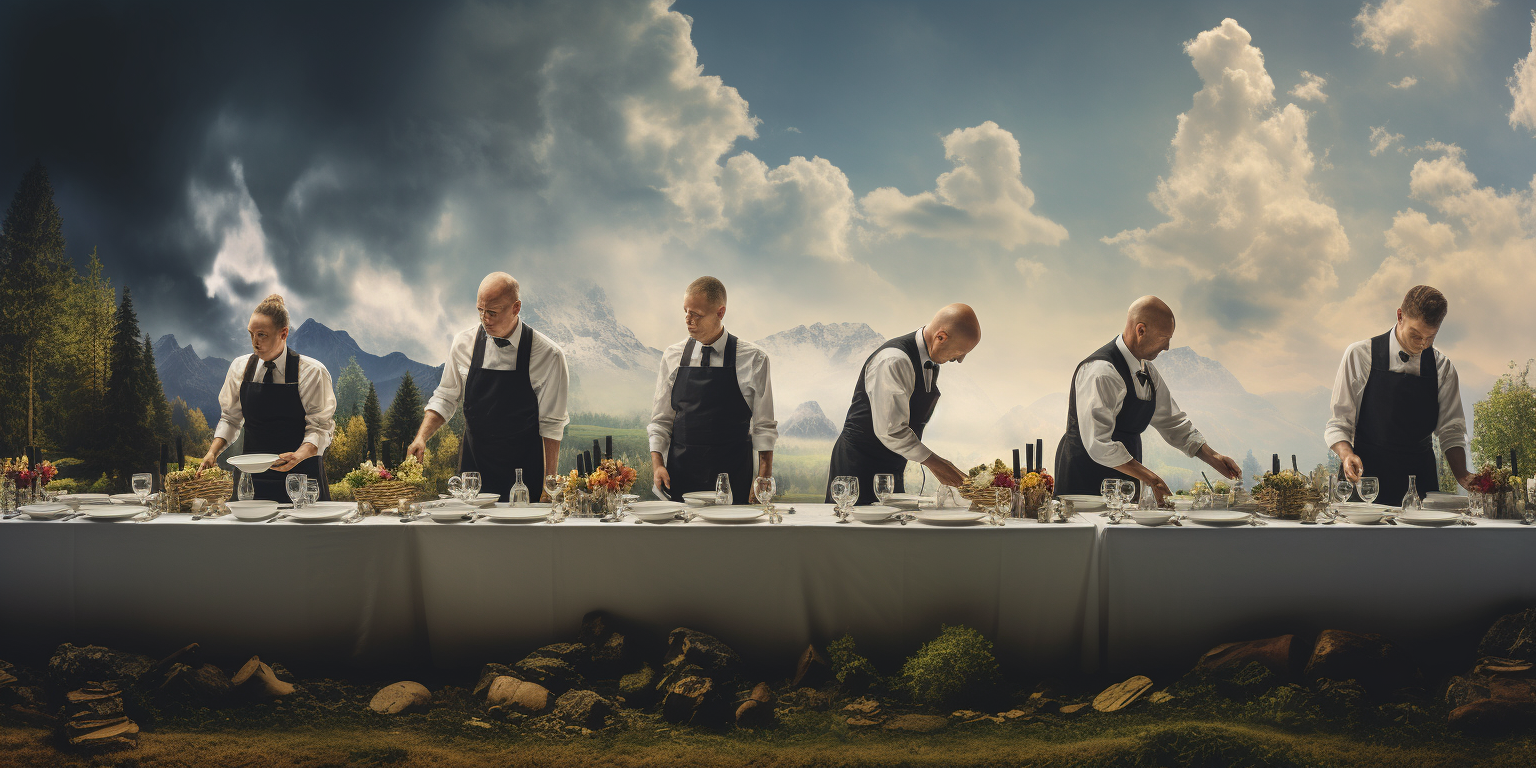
271, 444, 317, 473
1145, 474, 1174, 504
199, 453, 219, 470
1341, 454, 1364, 484
922, 455, 968, 488
1196, 444, 1241, 480
200, 438, 227, 470
1456, 472, 1475, 491
651, 451, 670, 493
407, 437, 427, 465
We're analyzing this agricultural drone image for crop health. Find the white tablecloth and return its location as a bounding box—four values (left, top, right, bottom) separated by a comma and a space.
1095, 514, 1536, 675
0, 505, 1099, 676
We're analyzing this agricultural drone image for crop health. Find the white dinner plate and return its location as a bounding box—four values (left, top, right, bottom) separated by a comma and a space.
1187, 510, 1250, 525
227, 500, 280, 520
852, 505, 901, 523
1396, 510, 1462, 526
480, 506, 553, 522
695, 505, 766, 523
81, 505, 147, 520
286, 505, 353, 522
227, 453, 280, 474
468, 493, 501, 507
914, 510, 988, 525
682, 491, 722, 507
1422, 493, 1469, 511
1060, 495, 1107, 511
18, 503, 71, 519
883, 493, 936, 509
56, 493, 115, 505
628, 501, 684, 522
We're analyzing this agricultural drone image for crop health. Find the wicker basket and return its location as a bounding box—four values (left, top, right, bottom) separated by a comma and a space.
165, 475, 233, 513
351, 480, 425, 512
1251, 486, 1324, 520
959, 485, 1012, 511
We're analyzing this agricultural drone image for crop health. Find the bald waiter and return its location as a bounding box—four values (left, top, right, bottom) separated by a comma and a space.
825, 304, 979, 506
1325, 285, 1471, 504
408, 273, 570, 501
1055, 296, 1240, 502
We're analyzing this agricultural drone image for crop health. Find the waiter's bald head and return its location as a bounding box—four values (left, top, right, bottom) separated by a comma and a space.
476, 272, 522, 337
1122, 295, 1176, 361
926, 303, 981, 364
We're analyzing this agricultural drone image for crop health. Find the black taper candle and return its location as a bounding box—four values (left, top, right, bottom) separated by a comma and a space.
606, 435, 613, 460
1272, 454, 1280, 475
1291, 455, 1298, 474
383, 442, 391, 468
1013, 448, 1021, 479
1497, 454, 1504, 469
1026, 444, 1035, 474
159, 444, 169, 492
575, 452, 583, 475
1036, 439, 1044, 473
592, 440, 602, 467
585, 451, 594, 475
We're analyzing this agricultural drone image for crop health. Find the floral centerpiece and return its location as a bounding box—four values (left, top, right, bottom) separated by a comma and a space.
1250, 469, 1322, 520
1, 456, 47, 509
585, 458, 639, 516
164, 465, 233, 513
1468, 464, 1522, 519
1016, 468, 1055, 518
344, 456, 426, 511
960, 459, 1016, 511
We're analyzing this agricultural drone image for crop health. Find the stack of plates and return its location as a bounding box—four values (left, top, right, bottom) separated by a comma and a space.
882, 493, 934, 511
17, 503, 72, 519
1060, 495, 1106, 512
55, 493, 116, 507
852, 505, 901, 523
913, 510, 988, 526
80, 505, 147, 521
695, 505, 766, 523
1422, 493, 1469, 512
286, 502, 355, 522
1334, 502, 1393, 524
628, 501, 684, 522
681, 491, 722, 507
478, 504, 552, 523
1186, 510, 1249, 525
1396, 510, 1462, 526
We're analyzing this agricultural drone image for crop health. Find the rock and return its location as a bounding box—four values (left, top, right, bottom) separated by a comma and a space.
58, 686, 137, 752
554, 689, 616, 730
661, 674, 731, 728
845, 715, 883, 726
1093, 676, 1153, 712
1194, 635, 1297, 676
618, 663, 657, 706
48, 644, 154, 689
1304, 629, 1417, 693
473, 663, 515, 699
1475, 658, 1535, 676
951, 709, 982, 719
513, 655, 583, 695
734, 683, 775, 727
369, 681, 431, 715
882, 714, 949, 733
1058, 702, 1090, 715
791, 644, 832, 689
158, 663, 231, 704
231, 656, 295, 699
663, 628, 742, 680
842, 697, 881, 716
590, 633, 627, 672
1149, 691, 1173, 705
784, 686, 834, 711
1448, 678, 1536, 729
1477, 608, 1536, 660
526, 643, 590, 667
62, 718, 138, 751
1003, 709, 1030, 719
486, 676, 551, 716
579, 611, 615, 645
147, 643, 202, 682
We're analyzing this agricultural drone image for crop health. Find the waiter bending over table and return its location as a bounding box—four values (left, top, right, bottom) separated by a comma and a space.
1325, 285, 1470, 503
825, 304, 979, 505
648, 276, 777, 502
202, 294, 337, 501
408, 272, 569, 501
1054, 296, 1240, 502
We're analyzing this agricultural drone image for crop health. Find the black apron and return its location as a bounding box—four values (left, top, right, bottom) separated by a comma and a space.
1342, 331, 1440, 505
664, 335, 754, 502
825, 333, 940, 505
238, 348, 329, 503
1054, 338, 1157, 497
459, 324, 545, 502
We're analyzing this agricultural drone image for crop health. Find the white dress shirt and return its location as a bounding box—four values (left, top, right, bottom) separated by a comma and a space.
213, 346, 337, 453
1074, 335, 1206, 468
863, 328, 939, 465
424, 319, 570, 441
1322, 328, 1468, 455
647, 330, 778, 455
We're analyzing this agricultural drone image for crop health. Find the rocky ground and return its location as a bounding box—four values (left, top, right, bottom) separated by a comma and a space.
7, 609, 1536, 767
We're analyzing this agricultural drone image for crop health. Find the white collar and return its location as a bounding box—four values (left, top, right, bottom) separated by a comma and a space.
914, 327, 935, 368
487, 318, 522, 346
255, 345, 289, 365
698, 328, 729, 353
1115, 334, 1146, 375
1387, 326, 1417, 361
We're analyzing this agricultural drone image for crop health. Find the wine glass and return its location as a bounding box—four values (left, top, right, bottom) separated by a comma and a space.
446, 475, 462, 505
715, 473, 732, 506
1116, 479, 1136, 518
543, 474, 561, 509
1100, 479, 1119, 517
286, 473, 307, 509
1357, 477, 1379, 505
833, 476, 858, 520
305, 478, 320, 507
753, 476, 777, 523
1331, 478, 1354, 521
131, 473, 152, 506
462, 472, 482, 503
874, 473, 896, 505
829, 476, 851, 520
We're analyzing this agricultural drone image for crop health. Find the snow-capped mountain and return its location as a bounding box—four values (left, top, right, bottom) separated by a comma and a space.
520, 282, 663, 414
780, 400, 838, 439
754, 322, 885, 425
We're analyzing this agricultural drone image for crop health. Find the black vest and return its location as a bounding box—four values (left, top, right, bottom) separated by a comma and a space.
237, 348, 328, 502
458, 323, 545, 502
663, 335, 754, 502
1054, 338, 1157, 497
1343, 331, 1440, 504
825, 333, 940, 505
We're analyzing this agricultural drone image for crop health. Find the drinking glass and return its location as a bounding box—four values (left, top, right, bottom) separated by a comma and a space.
1117, 480, 1137, 516
833, 476, 859, 518
543, 474, 561, 509
753, 476, 777, 522
1332, 478, 1354, 520
286, 474, 307, 508
305, 478, 320, 507
874, 473, 896, 505
238, 470, 255, 501
446, 475, 462, 503
829, 476, 852, 518
1100, 479, 1119, 514
131, 473, 152, 505
1193, 485, 1211, 511
1357, 477, 1379, 505
715, 473, 732, 506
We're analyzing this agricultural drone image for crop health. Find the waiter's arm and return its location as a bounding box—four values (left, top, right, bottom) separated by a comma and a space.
411, 338, 469, 463
750, 350, 777, 479
407, 410, 447, 464
647, 350, 678, 491
542, 437, 560, 480
202, 358, 248, 469
534, 343, 571, 478
1324, 344, 1367, 481
272, 363, 336, 472
866, 353, 966, 487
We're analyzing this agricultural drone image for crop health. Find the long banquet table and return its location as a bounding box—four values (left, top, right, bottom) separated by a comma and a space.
0, 504, 1100, 676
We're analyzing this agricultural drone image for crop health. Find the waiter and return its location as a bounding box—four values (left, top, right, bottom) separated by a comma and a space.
1054, 296, 1240, 502
1325, 285, 1470, 503
648, 276, 777, 502
202, 294, 337, 501
408, 272, 569, 501
825, 304, 978, 505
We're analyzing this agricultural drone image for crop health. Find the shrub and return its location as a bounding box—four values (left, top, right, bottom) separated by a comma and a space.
45, 478, 84, 494
827, 634, 879, 689
329, 481, 354, 501
87, 474, 115, 493
897, 625, 1000, 709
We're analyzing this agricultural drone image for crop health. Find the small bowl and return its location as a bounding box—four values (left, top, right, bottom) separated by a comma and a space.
227, 454, 280, 474
227, 500, 279, 520
1129, 510, 1174, 526
1336, 505, 1387, 524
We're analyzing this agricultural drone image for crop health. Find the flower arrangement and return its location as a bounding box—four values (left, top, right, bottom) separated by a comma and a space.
1016, 468, 1055, 518
164, 465, 233, 513
1468, 464, 1517, 495
4, 456, 56, 488
1251, 469, 1322, 520
960, 459, 1017, 510
586, 458, 638, 494
165, 465, 230, 484
344, 456, 426, 511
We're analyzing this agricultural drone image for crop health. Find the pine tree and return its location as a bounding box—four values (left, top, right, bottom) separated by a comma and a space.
382, 372, 422, 464
143, 333, 175, 456
324, 414, 368, 481
1241, 450, 1261, 484
361, 383, 382, 462
334, 356, 368, 422
100, 289, 154, 485
0, 161, 71, 453
54, 249, 116, 454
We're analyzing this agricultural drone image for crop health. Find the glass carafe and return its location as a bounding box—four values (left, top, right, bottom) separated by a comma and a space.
1401, 475, 1421, 512
510, 468, 530, 507
238, 470, 255, 501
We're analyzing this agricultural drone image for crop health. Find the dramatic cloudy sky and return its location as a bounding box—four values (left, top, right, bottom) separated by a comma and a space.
3, 0, 1534, 416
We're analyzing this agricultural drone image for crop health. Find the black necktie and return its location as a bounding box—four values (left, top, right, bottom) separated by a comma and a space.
492, 336, 511, 349
1136, 370, 1150, 387
1398, 350, 1409, 363
701, 346, 714, 367
262, 360, 276, 384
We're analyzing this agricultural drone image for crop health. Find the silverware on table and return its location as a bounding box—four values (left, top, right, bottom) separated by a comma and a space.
264, 512, 291, 524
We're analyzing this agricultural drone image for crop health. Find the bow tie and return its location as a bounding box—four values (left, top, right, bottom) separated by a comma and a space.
1398, 350, 1410, 363
491, 336, 511, 349
1136, 370, 1150, 386
923, 361, 938, 370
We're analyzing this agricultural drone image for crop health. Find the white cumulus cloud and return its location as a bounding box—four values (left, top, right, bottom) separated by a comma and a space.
1369, 126, 1405, 155
193, 159, 292, 323
860, 121, 1068, 250
1290, 71, 1329, 102
1390, 75, 1419, 88
1354, 0, 1493, 55
719, 153, 858, 262
1510, 12, 1536, 135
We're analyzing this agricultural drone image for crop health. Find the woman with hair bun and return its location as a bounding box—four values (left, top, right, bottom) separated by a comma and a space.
201, 294, 337, 502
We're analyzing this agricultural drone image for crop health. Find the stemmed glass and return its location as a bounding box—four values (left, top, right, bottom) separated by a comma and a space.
446, 475, 462, 506
715, 473, 732, 506
874, 473, 902, 522
1358, 477, 1379, 505
1330, 478, 1354, 521
754, 476, 778, 524
1100, 479, 1119, 517
544, 474, 562, 514
305, 478, 320, 508
286, 474, 307, 510
831, 476, 858, 522
461, 472, 481, 504
132, 473, 152, 505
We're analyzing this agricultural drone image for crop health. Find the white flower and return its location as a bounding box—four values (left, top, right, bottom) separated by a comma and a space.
971, 471, 995, 490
